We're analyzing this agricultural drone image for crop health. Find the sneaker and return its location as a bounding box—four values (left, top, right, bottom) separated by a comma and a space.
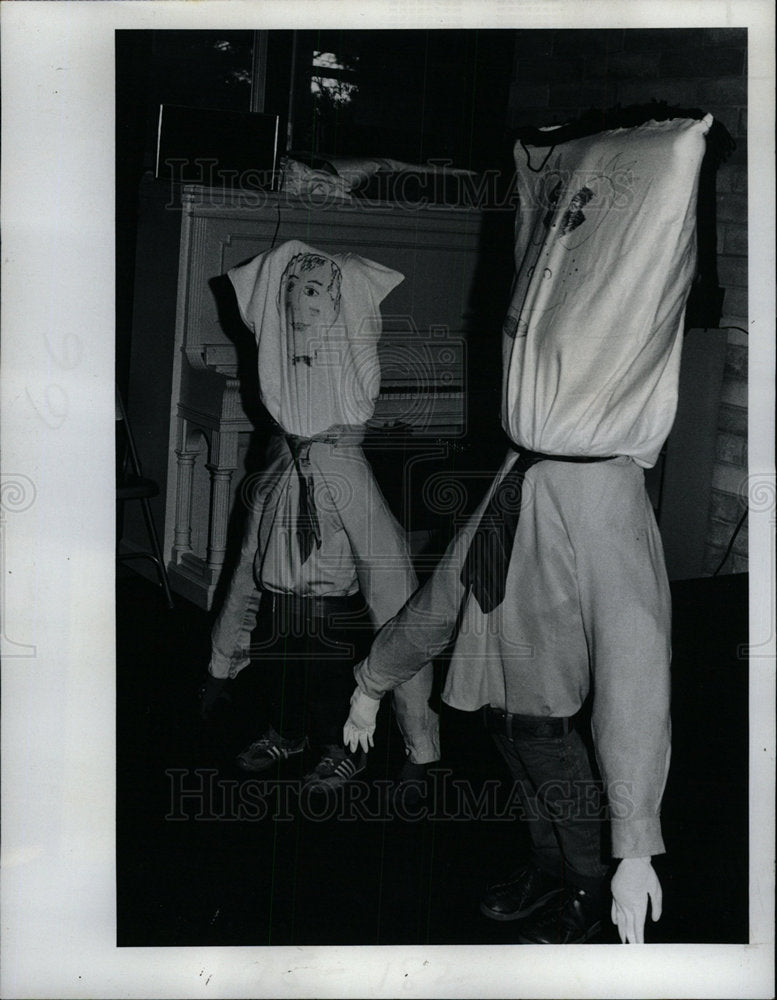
516, 886, 603, 944
480, 864, 564, 921
197, 675, 232, 722
397, 759, 431, 784
235, 729, 307, 773
302, 746, 366, 792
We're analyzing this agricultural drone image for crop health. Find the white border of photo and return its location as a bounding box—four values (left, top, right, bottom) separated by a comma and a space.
1, 2, 774, 998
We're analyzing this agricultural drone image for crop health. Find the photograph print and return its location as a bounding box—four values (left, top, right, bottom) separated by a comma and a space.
114, 24, 753, 952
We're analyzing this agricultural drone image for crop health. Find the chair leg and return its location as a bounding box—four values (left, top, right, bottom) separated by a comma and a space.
139, 496, 175, 610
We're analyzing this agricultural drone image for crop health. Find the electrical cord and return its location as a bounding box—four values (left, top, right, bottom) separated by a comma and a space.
713, 506, 748, 576
518, 139, 556, 173
268, 160, 286, 250
269, 200, 282, 250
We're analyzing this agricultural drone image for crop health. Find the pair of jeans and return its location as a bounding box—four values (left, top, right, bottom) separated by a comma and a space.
248, 594, 372, 752
491, 726, 610, 894
209, 433, 440, 766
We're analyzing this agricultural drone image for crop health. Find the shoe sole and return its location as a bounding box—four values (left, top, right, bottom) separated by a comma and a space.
517, 919, 602, 944
480, 888, 563, 922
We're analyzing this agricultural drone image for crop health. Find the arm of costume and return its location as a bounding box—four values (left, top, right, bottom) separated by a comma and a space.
207, 434, 289, 679
354, 511, 475, 699
575, 476, 672, 859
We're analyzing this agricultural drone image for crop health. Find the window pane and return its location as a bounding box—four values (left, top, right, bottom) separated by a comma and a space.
286, 30, 514, 172
136, 30, 255, 170
150, 30, 254, 111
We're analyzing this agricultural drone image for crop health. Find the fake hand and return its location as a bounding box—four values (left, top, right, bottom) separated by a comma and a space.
611, 857, 662, 944
343, 686, 380, 753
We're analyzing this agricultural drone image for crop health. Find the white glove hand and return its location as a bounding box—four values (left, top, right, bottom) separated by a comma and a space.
343, 686, 380, 753
611, 857, 662, 944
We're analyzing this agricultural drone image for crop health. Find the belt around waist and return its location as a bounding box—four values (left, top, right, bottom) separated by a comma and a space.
263, 590, 366, 621
483, 705, 574, 740
514, 449, 617, 465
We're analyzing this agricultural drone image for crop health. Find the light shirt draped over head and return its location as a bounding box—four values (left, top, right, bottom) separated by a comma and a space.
227, 240, 416, 622
229, 238, 403, 437
502, 114, 712, 467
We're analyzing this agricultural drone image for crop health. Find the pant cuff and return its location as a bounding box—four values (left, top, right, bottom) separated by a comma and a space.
562, 867, 609, 898
209, 650, 251, 680
405, 743, 441, 766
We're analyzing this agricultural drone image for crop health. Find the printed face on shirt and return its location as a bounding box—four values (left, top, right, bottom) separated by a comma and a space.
282, 254, 342, 334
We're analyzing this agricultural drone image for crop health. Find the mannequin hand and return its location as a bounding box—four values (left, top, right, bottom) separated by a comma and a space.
343, 686, 380, 753
611, 857, 662, 943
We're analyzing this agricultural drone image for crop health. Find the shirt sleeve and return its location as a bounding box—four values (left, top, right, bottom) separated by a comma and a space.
354, 521, 470, 698
572, 464, 672, 859
354, 449, 514, 699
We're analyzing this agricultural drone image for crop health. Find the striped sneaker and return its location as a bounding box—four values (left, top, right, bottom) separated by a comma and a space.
235, 729, 307, 773
302, 746, 367, 793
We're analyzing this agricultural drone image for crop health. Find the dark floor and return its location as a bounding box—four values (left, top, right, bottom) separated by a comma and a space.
116, 569, 749, 946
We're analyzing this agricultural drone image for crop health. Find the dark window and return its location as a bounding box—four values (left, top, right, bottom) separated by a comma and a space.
284, 30, 515, 172
117, 29, 515, 176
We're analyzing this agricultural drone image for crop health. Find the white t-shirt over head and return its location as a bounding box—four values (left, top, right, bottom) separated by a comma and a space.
502, 114, 712, 468
229, 239, 404, 438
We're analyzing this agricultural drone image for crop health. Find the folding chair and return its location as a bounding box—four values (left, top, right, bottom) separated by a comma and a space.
116, 387, 175, 609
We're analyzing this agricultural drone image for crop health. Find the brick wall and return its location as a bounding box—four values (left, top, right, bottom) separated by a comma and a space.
507, 27, 748, 575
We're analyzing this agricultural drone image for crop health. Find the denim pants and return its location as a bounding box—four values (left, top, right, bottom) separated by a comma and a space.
208, 492, 440, 764
491, 726, 610, 893
248, 595, 372, 751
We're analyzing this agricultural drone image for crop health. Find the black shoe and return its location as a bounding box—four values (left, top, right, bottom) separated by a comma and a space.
397, 759, 431, 784
390, 760, 431, 814
235, 729, 307, 773
480, 864, 564, 921
197, 675, 232, 721
302, 746, 367, 793
517, 886, 603, 944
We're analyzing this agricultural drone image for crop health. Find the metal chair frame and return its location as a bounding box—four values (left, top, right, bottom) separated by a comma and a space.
116, 388, 175, 609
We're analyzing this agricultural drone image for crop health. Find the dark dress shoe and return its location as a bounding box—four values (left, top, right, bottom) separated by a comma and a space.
517, 886, 603, 944
387, 760, 432, 817
480, 864, 564, 921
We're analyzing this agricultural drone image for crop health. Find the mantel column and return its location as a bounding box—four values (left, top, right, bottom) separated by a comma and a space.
172, 447, 197, 561
205, 463, 234, 573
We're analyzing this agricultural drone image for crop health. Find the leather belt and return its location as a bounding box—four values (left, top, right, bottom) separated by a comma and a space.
264, 590, 365, 622
482, 705, 574, 740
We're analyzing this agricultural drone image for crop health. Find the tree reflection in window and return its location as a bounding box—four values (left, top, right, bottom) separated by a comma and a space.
311, 51, 359, 106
